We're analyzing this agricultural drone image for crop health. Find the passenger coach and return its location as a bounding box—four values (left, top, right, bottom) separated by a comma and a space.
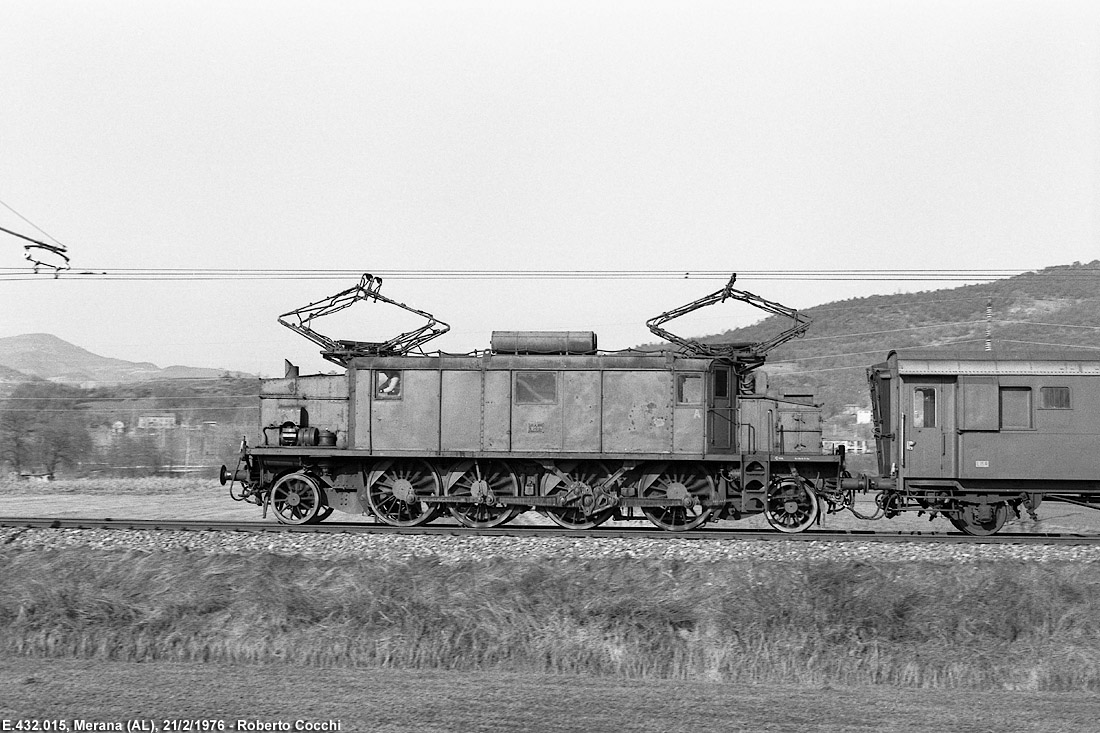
858, 349, 1100, 534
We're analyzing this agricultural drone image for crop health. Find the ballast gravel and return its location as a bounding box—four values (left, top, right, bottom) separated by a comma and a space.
2, 526, 1099, 564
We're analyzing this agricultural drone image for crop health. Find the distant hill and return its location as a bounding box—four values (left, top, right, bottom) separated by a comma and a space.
0, 362, 40, 396
698, 261, 1100, 418
0, 333, 250, 386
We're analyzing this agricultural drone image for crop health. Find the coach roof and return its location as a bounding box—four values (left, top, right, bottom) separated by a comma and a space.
885, 349, 1100, 376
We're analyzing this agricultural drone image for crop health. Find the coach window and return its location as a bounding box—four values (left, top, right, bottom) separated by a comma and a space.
1040, 386, 1071, 410
375, 370, 402, 399
677, 374, 703, 404
913, 387, 936, 428
1000, 387, 1033, 429
515, 372, 558, 404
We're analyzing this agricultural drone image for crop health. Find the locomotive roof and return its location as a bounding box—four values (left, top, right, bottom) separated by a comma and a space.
344, 350, 732, 371
882, 349, 1100, 376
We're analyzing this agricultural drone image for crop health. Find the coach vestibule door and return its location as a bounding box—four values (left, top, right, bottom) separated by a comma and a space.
708, 366, 734, 452
903, 377, 955, 478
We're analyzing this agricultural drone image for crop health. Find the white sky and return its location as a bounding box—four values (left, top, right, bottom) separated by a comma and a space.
2, 0, 1098, 376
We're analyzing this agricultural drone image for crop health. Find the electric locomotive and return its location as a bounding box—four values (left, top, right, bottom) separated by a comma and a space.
222, 274, 851, 532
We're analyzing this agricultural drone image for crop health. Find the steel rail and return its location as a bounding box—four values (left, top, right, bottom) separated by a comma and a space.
0, 516, 1096, 545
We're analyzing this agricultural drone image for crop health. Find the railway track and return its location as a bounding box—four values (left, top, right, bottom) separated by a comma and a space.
1, 516, 1097, 545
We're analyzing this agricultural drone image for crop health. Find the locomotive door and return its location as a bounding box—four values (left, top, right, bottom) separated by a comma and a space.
904, 377, 955, 478
708, 366, 734, 452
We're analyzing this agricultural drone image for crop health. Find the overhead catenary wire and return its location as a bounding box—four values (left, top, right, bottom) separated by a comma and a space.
2, 267, 1099, 283
994, 340, 1100, 351
0, 198, 71, 273
995, 321, 1100, 331
4, 312, 1099, 392
0, 198, 68, 249
3, 266, 1099, 392
775, 339, 993, 374
808, 295, 1003, 312
5, 335, 1099, 399
795, 320, 986, 342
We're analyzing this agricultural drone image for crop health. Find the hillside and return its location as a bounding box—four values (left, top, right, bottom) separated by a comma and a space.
702, 261, 1100, 418
0, 362, 37, 385
0, 333, 247, 385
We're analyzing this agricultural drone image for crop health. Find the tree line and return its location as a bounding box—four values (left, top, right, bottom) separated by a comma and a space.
0, 378, 257, 478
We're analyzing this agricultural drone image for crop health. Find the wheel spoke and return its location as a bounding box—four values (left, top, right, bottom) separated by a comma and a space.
367, 460, 440, 527
642, 465, 714, 531
270, 473, 326, 525
446, 460, 521, 528
764, 479, 819, 533
544, 463, 616, 530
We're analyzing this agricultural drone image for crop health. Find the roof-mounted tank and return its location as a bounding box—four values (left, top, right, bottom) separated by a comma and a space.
491, 331, 598, 355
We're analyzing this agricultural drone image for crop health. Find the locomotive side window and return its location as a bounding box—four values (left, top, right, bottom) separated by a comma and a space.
1040, 386, 1071, 410
714, 369, 729, 399
677, 374, 703, 404
913, 387, 936, 428
1000, 387, 1032, 429
515, 372, 558, 404
375, 370, 402, 399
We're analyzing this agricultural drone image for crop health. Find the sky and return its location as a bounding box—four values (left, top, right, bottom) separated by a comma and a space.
2, 0, 1098, 376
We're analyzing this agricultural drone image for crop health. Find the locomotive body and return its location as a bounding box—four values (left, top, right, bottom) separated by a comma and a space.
221, 273, 853, 532
241, 340, 842, 532
857, 349, 1100, 534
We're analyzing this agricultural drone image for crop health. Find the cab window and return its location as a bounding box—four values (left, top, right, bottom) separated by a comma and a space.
677, 374, 703, 405
375, 370, 402, 400
714, 368, 729, 399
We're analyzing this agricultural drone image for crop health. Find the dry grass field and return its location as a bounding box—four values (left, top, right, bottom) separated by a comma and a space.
4, 548, 1100, 690
4, 477, 1100, 729
5, 656, 1100, 732
0, 476, 216, 496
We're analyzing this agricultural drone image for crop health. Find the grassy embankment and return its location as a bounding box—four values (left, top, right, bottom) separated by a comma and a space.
0, 476, 215, 495
2, 547, 1099, 691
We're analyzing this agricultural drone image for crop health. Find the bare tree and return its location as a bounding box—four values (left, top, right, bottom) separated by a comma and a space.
0, 405, 32, 476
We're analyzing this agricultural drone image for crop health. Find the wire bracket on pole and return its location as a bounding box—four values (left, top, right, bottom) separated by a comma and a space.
277, 273, 450, 366
645, 273, 810, 364
0, 225, 71, 277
